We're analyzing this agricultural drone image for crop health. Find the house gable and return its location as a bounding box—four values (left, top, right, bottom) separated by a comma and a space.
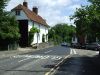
11, 1, 49, 46
11, 4, 49, 27
11, 10, 29, 20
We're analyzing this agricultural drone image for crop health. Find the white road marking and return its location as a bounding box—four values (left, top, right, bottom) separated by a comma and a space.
44, 50, 52, 54
70, 49, 77, 55
18, 58, 30, 63
52, 56, 62, 60
73, 49, 77, 54
70, 49, 73, 54
13, 55, 63, 60
96, 51, 99, 54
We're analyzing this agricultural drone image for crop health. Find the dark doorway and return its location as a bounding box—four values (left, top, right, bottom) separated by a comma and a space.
18, 20, 28, 47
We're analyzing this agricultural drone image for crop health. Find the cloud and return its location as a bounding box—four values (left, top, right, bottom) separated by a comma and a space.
6, 0, 89, 26
68, 4, 81, 14
34, 0, 71, 7
47, 16, 73, 26
6, 0, 23, 11
69, 5, 81, 10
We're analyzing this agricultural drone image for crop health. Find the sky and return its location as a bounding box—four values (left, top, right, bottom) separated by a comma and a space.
6, 0, 90, 26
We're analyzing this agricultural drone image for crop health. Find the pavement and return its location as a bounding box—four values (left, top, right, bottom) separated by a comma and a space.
0, 46, 100, 75
0, 43, 54, 59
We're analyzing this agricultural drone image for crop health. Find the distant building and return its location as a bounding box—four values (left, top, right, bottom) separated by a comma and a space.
72, 34, 78, 44
11, 1, 49, 47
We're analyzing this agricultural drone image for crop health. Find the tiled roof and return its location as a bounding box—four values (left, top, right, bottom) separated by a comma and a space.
11, 4, 49, 27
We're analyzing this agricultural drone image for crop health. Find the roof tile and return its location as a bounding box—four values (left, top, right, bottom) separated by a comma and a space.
11, 4, 49, 27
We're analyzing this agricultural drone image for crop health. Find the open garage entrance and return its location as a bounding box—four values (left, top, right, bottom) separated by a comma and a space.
18, 20, 28, 47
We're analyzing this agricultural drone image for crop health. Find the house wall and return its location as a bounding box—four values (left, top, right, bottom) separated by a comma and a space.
11, 10, 29, 47
28, 20, 33, 31
11, 10, 48, 45
72, 36, 78, 44
11, 10, 28, 20
28, 21, 48, 45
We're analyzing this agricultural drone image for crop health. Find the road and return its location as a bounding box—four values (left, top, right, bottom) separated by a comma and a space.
53, 48, 100, 75
0, 46, 99, 75
0, 46, 71, 75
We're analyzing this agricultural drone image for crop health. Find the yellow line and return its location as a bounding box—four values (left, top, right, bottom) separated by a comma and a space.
45, 55, 70, 75
50, 67, 59, 75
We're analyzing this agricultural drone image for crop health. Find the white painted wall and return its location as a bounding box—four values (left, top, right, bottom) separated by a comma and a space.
72, 36, 78, 44
29, 21, 48, 45
11, 10, 28, 20
11, 10, 48, 45
28, 20, 33, 31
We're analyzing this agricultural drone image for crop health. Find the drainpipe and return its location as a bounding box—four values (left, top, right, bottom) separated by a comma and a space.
37, 32, 39, 48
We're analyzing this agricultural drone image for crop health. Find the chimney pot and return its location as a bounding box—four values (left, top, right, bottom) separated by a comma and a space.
23, 1, 28, 8
32, 7, 38, 15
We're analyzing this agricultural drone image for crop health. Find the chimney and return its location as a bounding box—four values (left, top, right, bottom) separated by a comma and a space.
32, 7, 38, 15
23, 1, 28, 8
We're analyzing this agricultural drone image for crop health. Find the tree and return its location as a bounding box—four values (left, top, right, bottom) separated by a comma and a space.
48, 23, 76, 44
71, 6, 90, 44
0, 0, 20, 49
71, 0, 100, 43
0, 0, 8, 14
88, 0, 100, 41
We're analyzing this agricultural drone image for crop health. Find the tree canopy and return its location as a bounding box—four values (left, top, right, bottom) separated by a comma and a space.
48, 23, 76, 44
0, 0, 20, 49
71, 0, 100, 43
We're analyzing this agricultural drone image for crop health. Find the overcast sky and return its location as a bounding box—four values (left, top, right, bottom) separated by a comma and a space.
6, 0, 89, 26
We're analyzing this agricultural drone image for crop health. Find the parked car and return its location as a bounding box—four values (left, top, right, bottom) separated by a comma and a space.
61, 42, 68, 46
85, 42, 100, 51
71, 43, 81, 49
80, 43, 88, 49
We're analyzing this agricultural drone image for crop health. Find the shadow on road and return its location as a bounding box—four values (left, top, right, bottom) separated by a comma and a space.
54, 55, 100, 75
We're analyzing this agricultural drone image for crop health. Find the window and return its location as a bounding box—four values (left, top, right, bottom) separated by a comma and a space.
45, 28, 46, 33
16, 10, 20, 16
73, 36, 75, 41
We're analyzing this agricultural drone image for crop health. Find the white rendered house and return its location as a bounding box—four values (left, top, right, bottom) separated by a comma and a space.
72, 35, 78, 44
11, 1, 49, 47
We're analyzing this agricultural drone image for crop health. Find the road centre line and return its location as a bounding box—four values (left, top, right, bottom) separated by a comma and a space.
45, 55, 70, 75
44, 50, 52, 54
18, 58, 30, 63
